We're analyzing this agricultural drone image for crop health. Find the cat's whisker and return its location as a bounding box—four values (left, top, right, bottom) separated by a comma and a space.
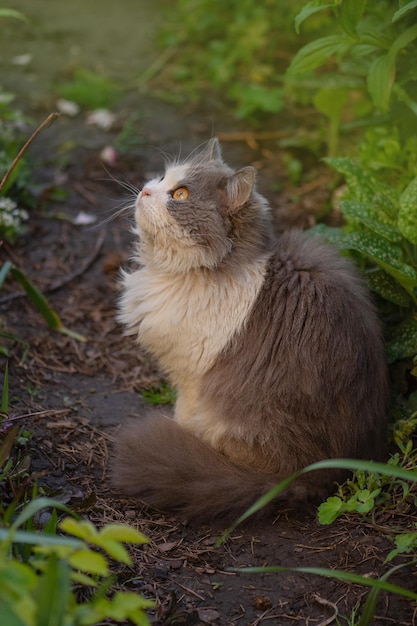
96, 164, 141, 197
94, 201, 135, 229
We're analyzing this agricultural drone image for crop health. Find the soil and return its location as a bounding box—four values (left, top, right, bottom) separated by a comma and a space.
1, 3, 417, 625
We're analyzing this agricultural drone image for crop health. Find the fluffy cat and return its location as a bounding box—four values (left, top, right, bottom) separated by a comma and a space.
113, 138, 388, 519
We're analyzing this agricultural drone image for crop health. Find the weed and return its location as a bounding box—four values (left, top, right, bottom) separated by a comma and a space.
55, 68, 122, 110
0, 499, 153, 626
141, 383, 176, 406
220, 458, 417, 626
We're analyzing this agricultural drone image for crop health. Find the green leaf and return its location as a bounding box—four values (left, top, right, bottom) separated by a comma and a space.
318, 496, 345, 524
99, 524, 149, 545
287, 35, 349, 75
2, 360, 9, 413
0, 529, 83, 549
340, 0, 367, 38
218, 458, 417, 543
0, 601, 30, 626
339, 232, 417, 295
35, 554, 71, 626
366, 270, 411, 307
294, 2, 336, 34
234, 565, 417, 601
386, 318, 417, 363
371, 192, 399, 224
0, 261, 12, 289
367, 53, 395, 112
69, 550, 109, 576
358, 562, 414, 626
394, 83, 417, 116
392, 0, 417, 22
11, 498, 73, 532
0, 559, 38, 594
313, 87, 348, 121
324, 157, 377, 202
93, 538, 131, 565
308, 224, 348, 247
387, 531, 417, 561
354, 488, 380, 513
0, 9, 28, 22
7, 265, 86, 342
390, 23, 417, 57
9, 267, 62, 331
341, 201, 402, 242
398, 176, 417, 244
59, 518, 98, 542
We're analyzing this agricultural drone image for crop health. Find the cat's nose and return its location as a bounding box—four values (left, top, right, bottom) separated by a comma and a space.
140, 187, 151, 197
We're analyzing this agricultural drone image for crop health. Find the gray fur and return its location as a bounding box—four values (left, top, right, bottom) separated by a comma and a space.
113, 139, 388, 519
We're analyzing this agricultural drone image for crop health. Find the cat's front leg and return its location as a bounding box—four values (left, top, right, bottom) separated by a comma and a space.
174, 380, 202, 423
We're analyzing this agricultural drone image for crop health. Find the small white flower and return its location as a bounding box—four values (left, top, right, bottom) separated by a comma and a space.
86, 109, 116, 131
0, 198, 17, 211
56, 99, 80, 117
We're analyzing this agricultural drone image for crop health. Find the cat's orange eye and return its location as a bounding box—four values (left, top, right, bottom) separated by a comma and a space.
172, 187, 189, 201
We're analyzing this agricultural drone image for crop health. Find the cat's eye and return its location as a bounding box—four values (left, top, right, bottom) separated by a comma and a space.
172, 187, 189, 201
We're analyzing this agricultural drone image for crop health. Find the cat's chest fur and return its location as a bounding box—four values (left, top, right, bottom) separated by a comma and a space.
120, 259, 267, 384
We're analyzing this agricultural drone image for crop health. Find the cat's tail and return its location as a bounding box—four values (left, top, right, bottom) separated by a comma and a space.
111, 414, 282, 519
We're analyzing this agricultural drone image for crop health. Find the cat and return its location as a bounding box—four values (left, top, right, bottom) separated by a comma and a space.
112, 138, 388, 519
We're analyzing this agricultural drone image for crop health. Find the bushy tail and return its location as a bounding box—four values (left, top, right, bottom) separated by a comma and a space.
112, 414, 280, 519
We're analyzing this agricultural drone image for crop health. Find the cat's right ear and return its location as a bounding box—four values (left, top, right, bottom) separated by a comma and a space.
224, 166, 256, 211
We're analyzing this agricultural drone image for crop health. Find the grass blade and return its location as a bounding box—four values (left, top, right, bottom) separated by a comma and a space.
219, 458, 417, 545
2, 361, 9, 413
11, 497, 74, 531
0, 528, 84, 549
235, 565, 417, 601
0, 261, 12, 289
34, 554, 71, 626
10, 266, 62, 330
8, 266, 86, 341
357, 561, 417, 626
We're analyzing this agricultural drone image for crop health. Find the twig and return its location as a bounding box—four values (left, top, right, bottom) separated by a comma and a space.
135, 45, 178, 89
5, 408, 71, 423
172, 580, 205, 601
0, 112, 60, 192
311, 593, 339, 626
0, 228, 106, 305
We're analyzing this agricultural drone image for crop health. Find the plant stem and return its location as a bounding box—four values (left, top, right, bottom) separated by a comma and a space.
0, 112, 60, 193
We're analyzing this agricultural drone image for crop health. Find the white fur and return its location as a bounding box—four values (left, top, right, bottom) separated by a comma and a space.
120, 259, 267, 386
120, 160, 268, 435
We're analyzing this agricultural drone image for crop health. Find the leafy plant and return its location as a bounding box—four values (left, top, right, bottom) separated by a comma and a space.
141, 383, 176, 405
287, 1, 417, 153
0, 261, 85, 342
55, 68, 122, 110
152, 0, 314, 119
0, 498, 153, 626
0, 104, 34, 242
220, 458, 417, 626
0, 8, 27, 22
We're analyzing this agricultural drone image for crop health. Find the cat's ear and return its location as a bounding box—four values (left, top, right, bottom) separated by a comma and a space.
199, 137, 223, 163
224, 167, 256, 211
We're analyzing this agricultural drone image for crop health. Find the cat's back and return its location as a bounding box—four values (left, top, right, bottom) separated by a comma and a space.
266, 229, 370, 304
251, 229, 384, 373
202, 229, 388, 462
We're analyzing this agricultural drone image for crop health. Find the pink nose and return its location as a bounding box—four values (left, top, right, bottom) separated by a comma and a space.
140, 187, 151, 197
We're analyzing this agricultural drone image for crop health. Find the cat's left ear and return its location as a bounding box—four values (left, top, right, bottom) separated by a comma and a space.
200, 137, 223, 163
224, 167, 256, 211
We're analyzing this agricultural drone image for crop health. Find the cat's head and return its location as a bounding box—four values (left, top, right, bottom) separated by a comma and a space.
134, 138, 271, 272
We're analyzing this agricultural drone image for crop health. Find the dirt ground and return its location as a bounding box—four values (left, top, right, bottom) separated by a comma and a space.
1, 2, 417, 624
0, 109, 416, 626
